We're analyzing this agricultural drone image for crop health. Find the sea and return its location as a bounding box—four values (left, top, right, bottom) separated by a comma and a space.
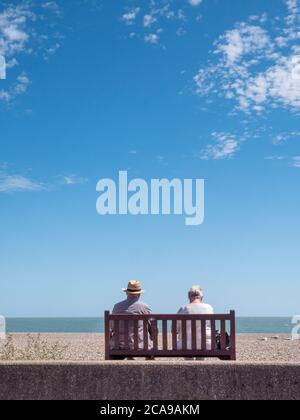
4, 317, 294, 334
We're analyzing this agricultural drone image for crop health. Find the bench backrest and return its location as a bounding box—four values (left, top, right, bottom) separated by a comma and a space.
105, 310, 236, 360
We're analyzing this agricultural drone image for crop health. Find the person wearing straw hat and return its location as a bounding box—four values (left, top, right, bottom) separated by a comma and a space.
121, 280, 146, 297
110, 280, 153, 359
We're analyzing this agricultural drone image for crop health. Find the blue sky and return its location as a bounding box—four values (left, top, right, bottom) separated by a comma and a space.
0, 0, 300, 317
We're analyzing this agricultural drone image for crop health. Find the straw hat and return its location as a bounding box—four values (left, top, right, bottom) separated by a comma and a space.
122, 280, 144, 295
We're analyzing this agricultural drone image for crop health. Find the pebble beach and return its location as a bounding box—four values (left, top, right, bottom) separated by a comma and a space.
1, 333, 300, 362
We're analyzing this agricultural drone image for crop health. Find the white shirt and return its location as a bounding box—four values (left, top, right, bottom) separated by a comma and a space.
177, 303, 214, 350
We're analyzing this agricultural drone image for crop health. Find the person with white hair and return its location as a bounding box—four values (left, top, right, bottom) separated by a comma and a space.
177, 286, 214, 352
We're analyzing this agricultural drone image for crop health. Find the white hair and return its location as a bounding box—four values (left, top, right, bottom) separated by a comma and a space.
188, 285, 204, 301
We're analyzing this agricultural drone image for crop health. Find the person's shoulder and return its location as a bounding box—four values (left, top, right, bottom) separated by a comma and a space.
177, 305, 188, 314
114, 298, 127, 307
137, 301, 151, 312
112, 299, 127, 312
203, 303, 214, 313
138, 301, 151, 309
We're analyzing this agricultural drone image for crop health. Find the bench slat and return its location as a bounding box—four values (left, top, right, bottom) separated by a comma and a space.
108, 314, 232, 321
191, 320, 197, 351
114, 320, 120, 350
152, 319, 158, 351
221, 319, 226, 350
201, 320, 206, 351
105, 311, 110, 360
211, 320, 216, 351
162, 320, 168, 351
124, 320, 129, 351
143, 319, 148, 351
230, 310, 237, 360
134, 320, 139, 351
109, 349, 232, 357
172, 320, 177, 351
182, 319, 187, 351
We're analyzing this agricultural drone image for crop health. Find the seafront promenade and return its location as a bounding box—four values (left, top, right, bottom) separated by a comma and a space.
0, 361, 300, 400
1, 333, 300, 400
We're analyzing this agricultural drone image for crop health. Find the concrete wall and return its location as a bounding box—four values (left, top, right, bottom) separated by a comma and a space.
0, 362, 299, 400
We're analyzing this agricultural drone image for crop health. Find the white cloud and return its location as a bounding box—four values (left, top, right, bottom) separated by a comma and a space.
3, 26, 28, 42
0, 4, 33, 58
194, 0, 300, 114
156, 155, 165, 162
0, 161, 88, 192
6, 57, 18, 69
144, 33, 160, 45
0, 1, 63, 104
121, 2, 189, 45
59, 175, 88, 186
200, 132, 240, 160
265, 56, 300, 108
188, 0, 203, 6
272, 131, 300, 144
265, 156, 285, 160
249, 13, 268, 24
144, 14, 157, 28
44, 43, 61, 58
122, 8, 140, 25
216, 24, 272, 65
0, 71, 30, 102
0, 173, 42, 193
286, 0, 299, 29
287, 0, 298, 13
42, 1, 62, 17
292, 156, 300, 167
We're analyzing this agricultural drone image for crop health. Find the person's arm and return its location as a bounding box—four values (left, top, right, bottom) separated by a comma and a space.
143, 304, 152, 315
148, 322, 154, 341
142, 305, 154, 340
176, 307, 184, 334
110, 305, 117, 338
207, 305, 214, 314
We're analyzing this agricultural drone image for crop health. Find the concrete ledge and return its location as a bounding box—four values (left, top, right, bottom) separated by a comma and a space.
0, 362, 300, 400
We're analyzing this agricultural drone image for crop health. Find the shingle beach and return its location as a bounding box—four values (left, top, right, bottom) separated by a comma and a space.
1, 333, 300, 362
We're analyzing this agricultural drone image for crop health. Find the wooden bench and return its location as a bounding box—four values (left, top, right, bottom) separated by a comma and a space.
105, 310, 236, 361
